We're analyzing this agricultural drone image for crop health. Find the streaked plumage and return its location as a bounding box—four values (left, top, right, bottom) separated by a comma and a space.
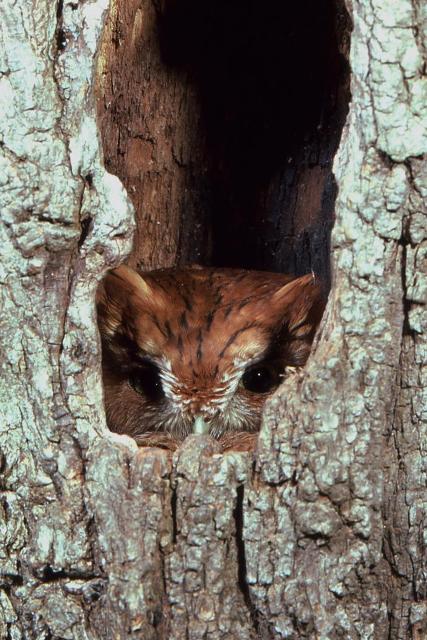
97, 265, 324, 447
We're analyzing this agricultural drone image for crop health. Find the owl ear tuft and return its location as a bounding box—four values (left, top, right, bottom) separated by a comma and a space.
272, 274, 326, 365
96, 265, 152, 339
273, 273, 325, 332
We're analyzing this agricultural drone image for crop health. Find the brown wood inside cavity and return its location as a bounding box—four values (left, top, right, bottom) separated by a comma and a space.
96, 0, 351, 285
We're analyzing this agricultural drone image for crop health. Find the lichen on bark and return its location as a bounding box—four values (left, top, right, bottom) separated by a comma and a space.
0, 0, 426, 638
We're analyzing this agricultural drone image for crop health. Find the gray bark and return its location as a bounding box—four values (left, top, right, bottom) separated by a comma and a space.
0, 1, 426, 639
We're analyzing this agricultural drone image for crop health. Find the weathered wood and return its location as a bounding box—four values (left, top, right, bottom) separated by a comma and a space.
0, 0, 426, 639
96, 0, 209, 270
96, 0, 351, 282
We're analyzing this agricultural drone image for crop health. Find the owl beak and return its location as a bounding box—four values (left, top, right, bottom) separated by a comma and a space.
192, 415, 210, 435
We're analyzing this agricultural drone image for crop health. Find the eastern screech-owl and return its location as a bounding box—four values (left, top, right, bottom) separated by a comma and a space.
97, 265, 324, 447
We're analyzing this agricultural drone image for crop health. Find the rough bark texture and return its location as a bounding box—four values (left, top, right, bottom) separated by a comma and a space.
0, 2, 426, 640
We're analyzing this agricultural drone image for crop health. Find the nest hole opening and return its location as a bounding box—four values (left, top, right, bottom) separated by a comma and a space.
97, 0, 351, 285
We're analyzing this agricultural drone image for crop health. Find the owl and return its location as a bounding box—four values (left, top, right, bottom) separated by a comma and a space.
96, 265, 324, 449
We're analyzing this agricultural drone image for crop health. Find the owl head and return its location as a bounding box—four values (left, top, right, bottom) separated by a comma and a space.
97, 265, 325, 440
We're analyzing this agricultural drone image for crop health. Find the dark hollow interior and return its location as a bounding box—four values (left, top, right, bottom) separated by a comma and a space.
158, 0, 350, 282
98, 0, 351, 285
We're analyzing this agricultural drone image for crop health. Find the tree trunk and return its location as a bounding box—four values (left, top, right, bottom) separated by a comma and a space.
0, 1, 426, 640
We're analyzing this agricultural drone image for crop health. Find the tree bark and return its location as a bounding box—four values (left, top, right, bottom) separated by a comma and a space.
0, 1, 426, 640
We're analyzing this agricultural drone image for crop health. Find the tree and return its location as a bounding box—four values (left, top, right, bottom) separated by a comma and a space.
0, 0, 426, 638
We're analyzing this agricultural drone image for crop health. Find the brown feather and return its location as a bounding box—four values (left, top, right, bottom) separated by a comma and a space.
97, 265, 325, 446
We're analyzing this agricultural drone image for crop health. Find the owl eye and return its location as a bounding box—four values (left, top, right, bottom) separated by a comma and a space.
241, 364, 280, 394
129, 364, 164, 401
